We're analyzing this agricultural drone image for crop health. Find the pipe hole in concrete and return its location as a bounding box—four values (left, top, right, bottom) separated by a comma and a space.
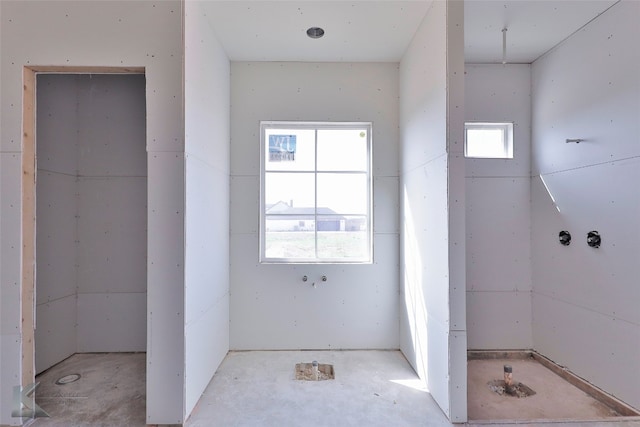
55, 373, 81, 385
487, 380, 536, 398
295, 362, 334, 381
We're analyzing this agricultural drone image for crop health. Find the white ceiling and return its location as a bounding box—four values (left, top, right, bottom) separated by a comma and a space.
464, 0, 618, 63
201, 1, 432, 62
201, 0, 619, 63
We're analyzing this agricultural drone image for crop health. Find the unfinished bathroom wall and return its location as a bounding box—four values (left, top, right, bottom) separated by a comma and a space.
399, 0, 466, 421
184, 0, 231, 416
230, 62, 400, 350
75, 74, 147, 353
35, 75, 79, 373
36, 73, 146, 371
531, 0, 640, 409
0, 1, 184, 424
465, 64, 532, 350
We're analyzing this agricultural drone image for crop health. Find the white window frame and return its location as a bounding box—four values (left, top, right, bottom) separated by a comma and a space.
260, 121, 373, 264
464, 122, 514, 159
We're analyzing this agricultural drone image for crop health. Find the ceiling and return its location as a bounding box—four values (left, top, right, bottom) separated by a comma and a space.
201, 0, 619, 63
464, 0, 618, 63
201, 1, 431, 62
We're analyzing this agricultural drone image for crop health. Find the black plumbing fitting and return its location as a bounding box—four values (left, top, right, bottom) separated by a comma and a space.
559, 231, 571, 246
587, 231, 601, 248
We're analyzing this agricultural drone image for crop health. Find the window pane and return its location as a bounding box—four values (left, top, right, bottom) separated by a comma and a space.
317, 128, 368, 171
317, 216, 368, 259
317, 173, 367, 215
265, 129, 315, 171
265, 226, 316, 260
265, 173, 314, 213
465, 128, 505, 158
260, 121, 372, 264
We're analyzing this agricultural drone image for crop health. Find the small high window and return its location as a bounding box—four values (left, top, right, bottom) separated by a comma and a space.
260, 121, 372, 264
464, 122, 513, 159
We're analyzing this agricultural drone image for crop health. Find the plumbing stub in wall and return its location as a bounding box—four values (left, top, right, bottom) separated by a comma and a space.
559, 230, 571, 246
587, 231, 601, 248
302, 275, 328, 288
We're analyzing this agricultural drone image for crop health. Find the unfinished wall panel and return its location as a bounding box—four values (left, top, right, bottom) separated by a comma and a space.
77, 293, 147, 352
35, 74, 147, 368
76, 177, 147, 296
532, 4, 639, 175
0, 1, 184, 423
531, 0, 640, 409
34, 169, 78, 372
34, 172, 77, 303
183, 1, 231, 415
145, 151, 185, 424
0, 153, 22, 335
464, 64, 532, 351
533, 293, 640, 407
399, 0, 466, 421
229, 61, 399, 351
34, 75, 79, 373
35, 296, 77, 371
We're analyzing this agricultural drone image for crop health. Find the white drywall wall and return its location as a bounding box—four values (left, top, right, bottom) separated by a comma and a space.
0, 1, 185, 424
399, 0, 466, 421
74, 74, 147, 353
229, 62, 400, 350
38, 75, 147, 356
531, 0, 640, 409
184, 0, 231, 417
35, 75, 79, 373
0, 0, 3, 414
465, 64, 533, 350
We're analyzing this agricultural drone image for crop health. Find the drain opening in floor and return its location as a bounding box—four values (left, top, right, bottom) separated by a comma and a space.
55, 373, 81, 385
295, 361, 335, 381
488, 380, 536, 398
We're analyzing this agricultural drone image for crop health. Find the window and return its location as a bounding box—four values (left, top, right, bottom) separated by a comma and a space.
464, 122, 513, 159
260, 121, 372, 264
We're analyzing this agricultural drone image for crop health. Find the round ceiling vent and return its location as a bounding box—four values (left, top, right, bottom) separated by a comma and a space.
306, 27, 325, 39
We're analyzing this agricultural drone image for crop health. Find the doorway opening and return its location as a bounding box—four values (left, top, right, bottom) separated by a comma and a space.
22, 68, 147, 424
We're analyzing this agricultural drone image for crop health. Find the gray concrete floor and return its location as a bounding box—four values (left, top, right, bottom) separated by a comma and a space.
32, 352, 146, 427
185, 350, 450, 427
25, 351, 640, 427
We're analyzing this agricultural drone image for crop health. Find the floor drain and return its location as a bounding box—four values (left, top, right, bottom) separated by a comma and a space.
487, 380, 536, 398
295, 361, 335, 381
55, 374, 81, 385
487, 364, 536, 398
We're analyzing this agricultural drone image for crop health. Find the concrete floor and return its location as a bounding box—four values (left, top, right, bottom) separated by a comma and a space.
32, 353, 146, 427
25, 351, 640, 427
185, 350, 451, 427
467, 358, 634, 422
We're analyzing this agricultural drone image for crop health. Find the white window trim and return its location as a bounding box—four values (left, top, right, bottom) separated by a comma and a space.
259, 121, 373, 264
464, 122, 514, 159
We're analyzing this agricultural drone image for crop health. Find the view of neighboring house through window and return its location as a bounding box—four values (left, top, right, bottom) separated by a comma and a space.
260, 121, 372, 263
